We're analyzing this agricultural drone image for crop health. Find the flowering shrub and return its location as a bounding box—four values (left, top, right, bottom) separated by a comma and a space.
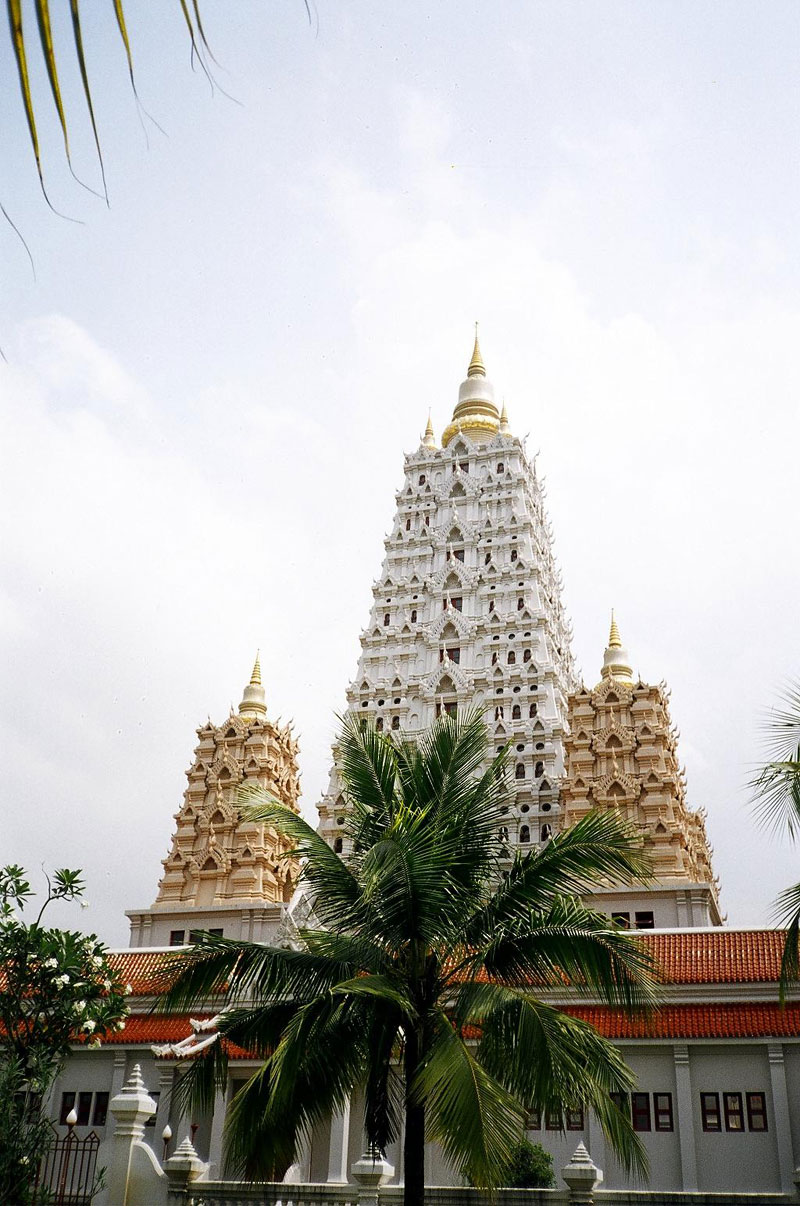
0, 865, 130, 1204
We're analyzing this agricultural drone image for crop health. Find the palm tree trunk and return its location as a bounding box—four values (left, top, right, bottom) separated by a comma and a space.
403, 1028, 425, 1206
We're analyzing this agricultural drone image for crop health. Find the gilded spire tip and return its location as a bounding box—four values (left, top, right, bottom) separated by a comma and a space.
467, 322, 485, 378
422, 409, 436, 448
250, 651, 262, 686
608, 610, 622, 650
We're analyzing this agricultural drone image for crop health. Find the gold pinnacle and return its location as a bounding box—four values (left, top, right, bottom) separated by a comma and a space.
608, 610, 622, 650
250, 651, 262, 686
467, 322, 485, 378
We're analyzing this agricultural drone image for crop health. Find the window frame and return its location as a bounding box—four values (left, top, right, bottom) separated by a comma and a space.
631, 1092, 651, 1132
723, 1092, 744, 1132
746, 1092, 768, 1132
700, 1092, 721, 1132
653, 1093, 674, 1132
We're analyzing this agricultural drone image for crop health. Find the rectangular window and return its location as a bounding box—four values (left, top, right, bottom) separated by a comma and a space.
454, 549, 464, 562
92, 1092, 110, 1127
144, 1091, 160, 1126
610, 1091, 630, 1118
634, 911, 655, 929
459, 461, 469, 473
545, 1109, 562, 1130
631, 1093, 651, 1132
208, 928, 223, 937
76, 1092, 93, 1127
724, 1092, 744, 1132
565, 1107, 584, 1130
452, 597, 463, 612
611, 912, 630, 929
746, 1092, 768, 1132
526, 1109, 541, 1130
169, 929, 185, 946
443, 701, 457, 716
654, 1093, 674, 1132
59, 1092, 76, 1125
701, 1092, 721, 1132
447, 647, 460, 664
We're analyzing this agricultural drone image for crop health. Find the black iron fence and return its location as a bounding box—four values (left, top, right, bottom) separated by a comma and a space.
33, 1124, 100, 1205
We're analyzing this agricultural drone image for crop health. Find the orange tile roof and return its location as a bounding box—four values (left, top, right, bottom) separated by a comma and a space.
566, 1003, 800, 1040
102, 1014, 251, 1059
111, 930, 789, 1009
108, 950, 183, 996
112, 1003, 800, 1050
639, 930, 786, 985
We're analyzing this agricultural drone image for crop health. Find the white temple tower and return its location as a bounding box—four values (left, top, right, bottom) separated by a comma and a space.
317, 332, 577, 852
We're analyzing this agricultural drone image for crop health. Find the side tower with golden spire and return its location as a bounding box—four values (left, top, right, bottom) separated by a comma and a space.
318, 330, 576, 854
561, 614, 721, 928
127, 656, 301, 947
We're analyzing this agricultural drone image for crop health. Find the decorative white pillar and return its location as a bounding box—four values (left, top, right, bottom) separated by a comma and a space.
206, 1084, 229, 1179
561, 1143, 601, 1205
351, 1151, 394, 1206
767, 1043, 796, 1194
106, 1064, 157, 1206
164, 1134, 208, 1197
326, 1097, 352, 1183
673, 1044, 698, 1191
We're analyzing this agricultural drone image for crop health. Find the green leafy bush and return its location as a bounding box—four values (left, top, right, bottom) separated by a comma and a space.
505, 1138, 556, 1188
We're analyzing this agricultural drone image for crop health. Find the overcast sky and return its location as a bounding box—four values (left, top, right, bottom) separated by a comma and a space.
1, 1, 798, 944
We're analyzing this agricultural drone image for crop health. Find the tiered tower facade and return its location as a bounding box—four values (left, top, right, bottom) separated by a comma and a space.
561, 617, 721, 927
318, 334, 576, 852
127, 657, 301, 947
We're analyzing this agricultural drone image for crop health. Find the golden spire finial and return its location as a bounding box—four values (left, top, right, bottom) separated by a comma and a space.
467, 322, 485, 378
239, 652, 267, 717
598, 610, 633, 687
499, 398, 510, 434
422, 410, 436, 448
608, 610, 622, 650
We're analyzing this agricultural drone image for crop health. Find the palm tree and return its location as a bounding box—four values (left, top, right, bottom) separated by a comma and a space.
751, 682, 800, 995
162, 710, 658, 1205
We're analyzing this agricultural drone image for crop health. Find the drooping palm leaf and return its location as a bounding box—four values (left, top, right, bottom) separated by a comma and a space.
415, 1009, 524, 1188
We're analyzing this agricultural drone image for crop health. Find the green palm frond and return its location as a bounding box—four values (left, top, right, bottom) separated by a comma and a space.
750, 682, 800, 839
239, 786, 362, 929
159, 932, 363, 1012
415, 1009, 524, 1189
774, 880, 800, 1001
2, 0, 234, 226
460, 897, 658, 1011
462, 808, 652, 952
474, 986, 647, 1178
